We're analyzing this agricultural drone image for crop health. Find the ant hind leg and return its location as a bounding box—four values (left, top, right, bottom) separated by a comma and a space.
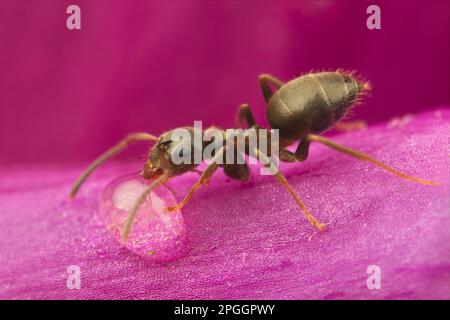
307, 134, 440, 186
258, 74, 284, 103
279, 138, 311, 162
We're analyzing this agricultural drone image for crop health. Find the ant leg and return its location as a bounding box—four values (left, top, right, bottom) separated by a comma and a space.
223, 150, 250, 181
69, 132, 158, 198
166, 164, 219, 212
223, 163, 250, 181
166, 147, 225, 212
236, 103, 256, 128
307, 134, 440, 186
121, 145, 173, 240
334, 120, 367, 131
279, 138, 311, 162
121, 174, 169, 240
255, 147, 326, 231
258, 74, 284, 103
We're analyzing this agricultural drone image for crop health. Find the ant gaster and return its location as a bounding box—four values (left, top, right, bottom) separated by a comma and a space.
69, 71, 439, 240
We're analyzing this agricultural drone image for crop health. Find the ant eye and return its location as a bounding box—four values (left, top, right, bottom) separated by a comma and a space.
159, 141, 171, 150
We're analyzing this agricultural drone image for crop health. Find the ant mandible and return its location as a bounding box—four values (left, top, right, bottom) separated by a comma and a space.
69, 71, 438, 240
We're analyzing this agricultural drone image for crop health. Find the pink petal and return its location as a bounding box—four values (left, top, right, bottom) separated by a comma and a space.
0, 109, 448, 299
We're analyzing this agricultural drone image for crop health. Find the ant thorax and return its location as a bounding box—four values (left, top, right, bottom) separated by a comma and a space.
163, 121, 279, 174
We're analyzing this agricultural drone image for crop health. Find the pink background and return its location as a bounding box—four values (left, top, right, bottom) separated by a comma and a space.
0, 0, 448, 164
0, 1, 448, 300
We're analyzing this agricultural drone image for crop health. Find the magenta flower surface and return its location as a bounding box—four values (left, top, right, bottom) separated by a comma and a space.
0, 109, 448, 299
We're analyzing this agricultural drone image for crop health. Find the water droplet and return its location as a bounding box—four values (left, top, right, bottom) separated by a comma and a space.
99, 173, 189, 262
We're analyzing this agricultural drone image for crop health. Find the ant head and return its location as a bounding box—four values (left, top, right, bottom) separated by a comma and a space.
141, 129, 199, 180
141, 159, 164, 180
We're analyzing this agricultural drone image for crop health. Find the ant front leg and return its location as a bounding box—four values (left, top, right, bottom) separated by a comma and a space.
279, 138, 311, 162
258, 74, 283, 103
122, 145, 173, 240
236, 103, 256, 128
166, 147, 225, 212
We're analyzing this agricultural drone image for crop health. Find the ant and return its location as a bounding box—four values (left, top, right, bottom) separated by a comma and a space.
69, 71, 439, 240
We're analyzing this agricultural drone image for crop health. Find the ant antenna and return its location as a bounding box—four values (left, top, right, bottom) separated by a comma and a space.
121, 144, 172, 240
69, 132, 157, 198
121, 174, 169, 240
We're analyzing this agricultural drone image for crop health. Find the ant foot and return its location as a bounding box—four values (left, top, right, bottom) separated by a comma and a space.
165, 205, 182, 213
